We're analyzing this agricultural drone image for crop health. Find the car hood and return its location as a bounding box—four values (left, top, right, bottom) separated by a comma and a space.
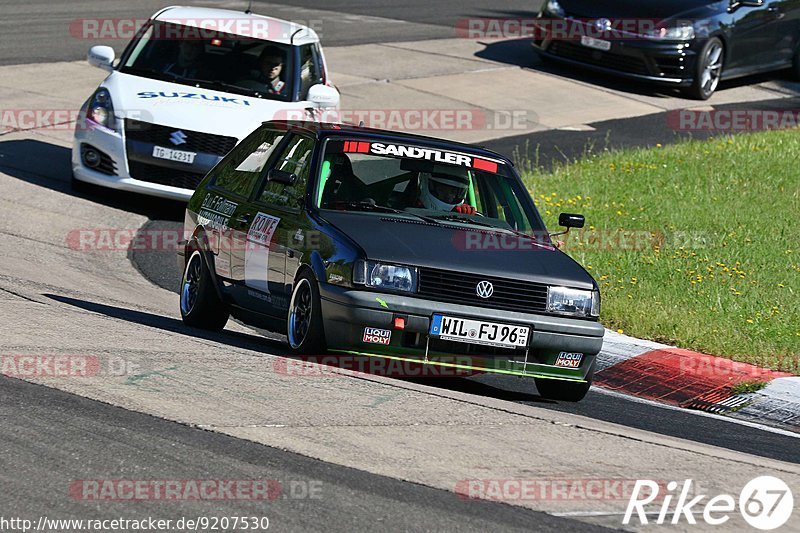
98, 71, 315, 140
322, 212, 596, 290
558, 0, 725, 21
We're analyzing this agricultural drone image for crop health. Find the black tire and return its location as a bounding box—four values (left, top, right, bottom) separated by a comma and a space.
535, 378, 591, 402
684, 37, 724, 100
287, 270, 327, 355
179, 249, 229, 330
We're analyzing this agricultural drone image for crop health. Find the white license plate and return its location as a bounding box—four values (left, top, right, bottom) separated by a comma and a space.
430, 315, 530, 349
152, 145, 196, 164
581, 36, 611, 51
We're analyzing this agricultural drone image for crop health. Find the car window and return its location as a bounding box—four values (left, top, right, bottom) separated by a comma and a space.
316, 139, 545, 234
120, 21, 295, 101
298, 44, 324, 99
211, 130, 285, 198
258, 135, 315, 207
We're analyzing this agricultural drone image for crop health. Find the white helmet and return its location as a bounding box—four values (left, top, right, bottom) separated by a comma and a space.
419, 168, 470, 211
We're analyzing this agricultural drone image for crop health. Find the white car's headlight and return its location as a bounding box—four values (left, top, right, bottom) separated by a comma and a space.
354, 260, 418, 293
644, 22, 695, 41
548, 286, 600, 318
86, 88, 116, 129
543, 0, 566, 17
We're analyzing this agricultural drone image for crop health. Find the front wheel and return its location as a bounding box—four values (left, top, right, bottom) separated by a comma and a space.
179, 249, 229, 330
684, 37, 724, 100
287, 271, 326, 355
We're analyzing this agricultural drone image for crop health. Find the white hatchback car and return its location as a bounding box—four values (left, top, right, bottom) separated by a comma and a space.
72, 6, 339, 200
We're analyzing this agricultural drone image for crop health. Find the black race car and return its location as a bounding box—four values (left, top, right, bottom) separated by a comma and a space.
177, 121, 604, 401
533, 0, 800, 99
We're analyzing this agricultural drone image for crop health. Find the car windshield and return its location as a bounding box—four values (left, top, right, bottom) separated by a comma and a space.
317, 139, 548, 236
120, 21, 294, 101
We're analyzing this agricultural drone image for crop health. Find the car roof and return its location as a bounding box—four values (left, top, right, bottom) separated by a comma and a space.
152, 6, 320, 46
261, 120, 513, 165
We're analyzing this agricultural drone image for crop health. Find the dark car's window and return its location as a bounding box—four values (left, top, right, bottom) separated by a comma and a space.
316, 139, 544, 234
211, 130, 285, 198
120, 21, 295, 101
258, 135, 314, 207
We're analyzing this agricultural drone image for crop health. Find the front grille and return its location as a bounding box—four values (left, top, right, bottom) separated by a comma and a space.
128, 161, 205, 190
549, 41, 649, 76
418, 267, 548, 314
125, 119, 237, 156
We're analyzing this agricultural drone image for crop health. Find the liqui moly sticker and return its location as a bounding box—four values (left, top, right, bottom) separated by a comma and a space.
554, 352, 583, 368
363, 327, 392, 345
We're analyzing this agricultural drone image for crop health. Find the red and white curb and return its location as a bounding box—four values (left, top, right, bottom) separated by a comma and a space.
595, 330, 799, 431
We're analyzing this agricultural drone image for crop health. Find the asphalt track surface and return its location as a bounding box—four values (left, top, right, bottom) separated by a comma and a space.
0, 375, 607, 532
0, 0, 544, 65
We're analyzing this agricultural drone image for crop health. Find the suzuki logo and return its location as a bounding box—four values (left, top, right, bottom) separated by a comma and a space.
476, 281, 494, 299
594, 18, 612, 32
169, 130, 188, 146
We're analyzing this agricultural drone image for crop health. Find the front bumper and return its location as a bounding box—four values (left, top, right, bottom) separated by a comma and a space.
532, 24, 698, 86
71, 117, 223, 202
319, 284, 604, 382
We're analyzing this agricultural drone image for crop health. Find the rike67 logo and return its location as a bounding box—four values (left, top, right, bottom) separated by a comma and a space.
624, 476, 793, 530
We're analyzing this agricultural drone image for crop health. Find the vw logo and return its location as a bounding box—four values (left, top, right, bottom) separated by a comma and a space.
594, 18, 612, 32
169, 130, 188, 146
476, 281, 494, 299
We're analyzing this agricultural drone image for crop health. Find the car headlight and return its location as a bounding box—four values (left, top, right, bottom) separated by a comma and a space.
547, 286, 600, 318
644, 22, 695, 41
543, 0, 565, 17
354, 260, 418, 293
86, 88, 115, 129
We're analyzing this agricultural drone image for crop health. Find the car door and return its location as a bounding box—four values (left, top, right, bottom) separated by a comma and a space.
726, 2, 783, 71
769, 0, 800, 63
234, 133, 317, 315
210, 128, 287, 305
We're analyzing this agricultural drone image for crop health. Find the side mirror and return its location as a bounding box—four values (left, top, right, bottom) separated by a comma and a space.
307, 84, 340, 109
558, 213, 585, 229
87, 45, 115, 71
549, 212, 585, 241
268, 168, 298, 185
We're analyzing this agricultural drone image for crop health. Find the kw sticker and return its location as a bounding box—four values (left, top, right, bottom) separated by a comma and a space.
245, 213, 281, 294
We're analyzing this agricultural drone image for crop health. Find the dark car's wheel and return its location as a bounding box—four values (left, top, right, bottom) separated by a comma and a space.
685, 37, 724, 100
180, 249, 229, 330
535, 378, 591, 402
287, 271, 326, 355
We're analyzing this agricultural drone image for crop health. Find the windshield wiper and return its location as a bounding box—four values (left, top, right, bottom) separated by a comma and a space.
428, 214, 497, 229
343, 200, 442, 224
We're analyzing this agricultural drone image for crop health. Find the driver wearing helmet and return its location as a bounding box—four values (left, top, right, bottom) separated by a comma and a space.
418, 167, 477, 214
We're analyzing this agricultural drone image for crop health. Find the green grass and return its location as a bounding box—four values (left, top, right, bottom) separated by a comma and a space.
730, 381, 769, 395
520, 131, 800, 370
